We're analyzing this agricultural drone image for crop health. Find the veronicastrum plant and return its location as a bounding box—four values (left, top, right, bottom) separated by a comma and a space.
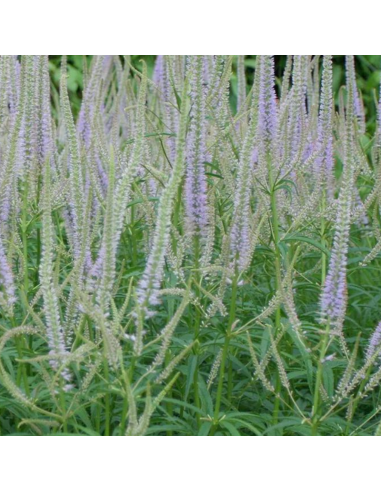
0, 55, 381, 436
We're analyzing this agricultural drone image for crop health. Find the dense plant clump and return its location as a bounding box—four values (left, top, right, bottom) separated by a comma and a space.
1, 55, 381, 436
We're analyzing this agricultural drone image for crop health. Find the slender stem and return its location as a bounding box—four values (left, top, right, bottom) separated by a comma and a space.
312, 321, 330, 436
227, 356, 234, 405
103, 356, 111, 436
120, 368, 130, 436
192, 236, 201, 430
59, 386, 68, 434
312, 194, 328, 436
321, 192, 327, 287
130, 202, 137, 267
165, 351, 174, 436
345, 366, 373, 435
35, 174, 42, 288
212, 274, 238, 431
268, 158, 283, 430
22, 180, 29, 296
11, 316, 30, 397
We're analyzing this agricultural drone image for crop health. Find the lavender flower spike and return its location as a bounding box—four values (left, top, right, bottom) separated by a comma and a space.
367, 321, 381, 362
136, 78, 189, 322
0, 235, 15, 310
317, 55, 335, 200
320, 56, 356, 331
185, 56, 208, 238
230, 56, 262, 272
256, 55, 278, 160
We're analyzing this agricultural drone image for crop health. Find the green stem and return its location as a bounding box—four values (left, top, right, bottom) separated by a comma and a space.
165, 351, 174, 436
212, 274, 238, 432
269, 158, 283, 429
130, 202, 137, 267
321, 193, 327, 287
59, 386, 68, 434
192, 236, 201, 430
312, 194, 328, 436
11, 317, 30, 397
312, 321, 330, 436
103, 356, 111, 436
35, 175, 42, 288
22, 181, 29, 296
345, 366, 373, 435
120, 368, 130, 436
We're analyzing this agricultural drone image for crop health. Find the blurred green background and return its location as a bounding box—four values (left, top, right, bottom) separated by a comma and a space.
49, 56, 381, 131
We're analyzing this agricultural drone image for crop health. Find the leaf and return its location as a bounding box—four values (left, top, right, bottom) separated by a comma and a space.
74, 426, 101, 437
282, 235, 330, 257
287, 327, 314, 392
198, 378, 214, 416
226, 418, 263, 436
185, 355, 198, 400
199, 422, 212, 436
220, 421, 241, 436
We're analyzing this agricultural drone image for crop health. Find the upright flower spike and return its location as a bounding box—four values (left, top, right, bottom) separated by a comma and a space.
256, 55, 278, 160
156, 56, 180, 161
36, 56, 54, 170
97, 148, 116, 314
113, 61, 148, 248
288, 56, 308, 162
85, 62, 148, 316
280, 56, 293, 103
0, 57, 10, 126
346, 55, 366, 134
0, 57, 27, 226
210, 56, 233, 131
378, 82, 381, 140
60, 56, 84, 260
21, 56, 38, 178
14, 56, 55, 199
0, 235, 15, 311
185, 55, 208, 238
40, 155, 70, 385
237, 55, 247, 114
230, 56, 261, 272
318, 55, 335, 199
8, 56, 21, 115
375, 83, 381, 166
136, 77, 189, 322
320, 56, 356, 331
153, 55, 164, 87
78, 56, 106, 148
367, 321, 381, 362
